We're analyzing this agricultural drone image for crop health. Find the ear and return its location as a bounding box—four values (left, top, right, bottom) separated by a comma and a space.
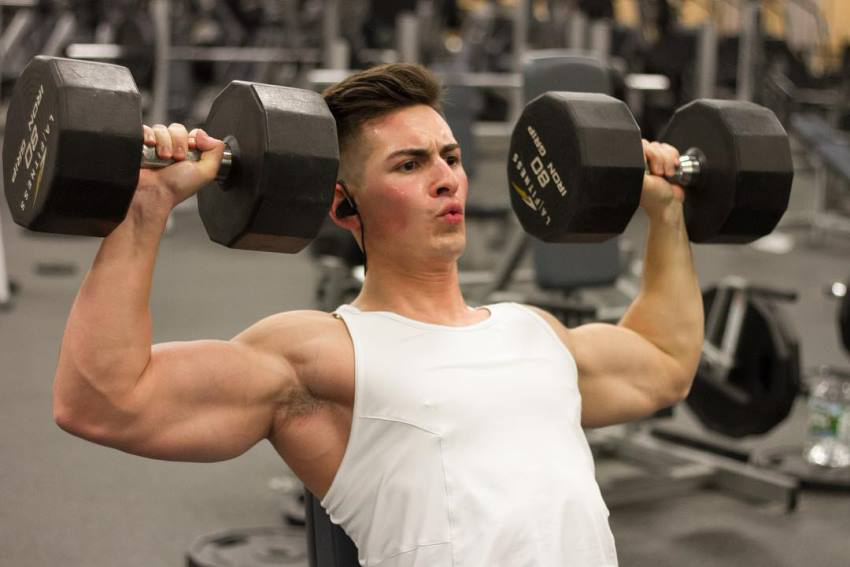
329, 182, 360, 231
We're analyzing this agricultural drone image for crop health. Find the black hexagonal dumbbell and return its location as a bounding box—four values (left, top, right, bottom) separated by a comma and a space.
508, 91, 794, 244
3, 56, 339, 253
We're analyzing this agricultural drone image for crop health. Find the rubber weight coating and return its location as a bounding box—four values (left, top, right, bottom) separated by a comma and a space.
198, 81, 338, 253
2, 56, 142, 236
2, 56, 339, 254
508, 92, 793, 244
507, 92, 645, 243
660, 99, 794, 244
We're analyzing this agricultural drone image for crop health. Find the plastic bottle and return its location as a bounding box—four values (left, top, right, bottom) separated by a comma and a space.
804, 367, 850, 468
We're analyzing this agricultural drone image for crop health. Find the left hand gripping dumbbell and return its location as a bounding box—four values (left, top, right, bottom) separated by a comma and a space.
508, 91, 794, 244
3, 56, 339, 253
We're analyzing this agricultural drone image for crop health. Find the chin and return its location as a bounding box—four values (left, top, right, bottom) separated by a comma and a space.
434, 236, 466, 261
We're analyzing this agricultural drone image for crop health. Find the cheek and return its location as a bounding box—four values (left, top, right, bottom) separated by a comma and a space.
372, 186, 414, 233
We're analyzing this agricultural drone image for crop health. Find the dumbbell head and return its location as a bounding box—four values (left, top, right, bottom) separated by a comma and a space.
197, 81, 339, 253
660, 99, 794, 244
3, 56, 339, 254
3, 56, 143, 236
507, 92, 645, 243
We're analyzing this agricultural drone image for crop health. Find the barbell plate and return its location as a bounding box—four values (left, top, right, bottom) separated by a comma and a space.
687, 286, 801, 438
186, 526, 306, 566
840, 279, 850, 354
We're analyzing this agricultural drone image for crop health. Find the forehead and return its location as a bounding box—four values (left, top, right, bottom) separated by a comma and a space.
359, 105, 456, 157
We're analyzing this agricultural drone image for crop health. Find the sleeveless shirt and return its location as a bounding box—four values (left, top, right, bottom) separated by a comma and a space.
322, 302, 618, 566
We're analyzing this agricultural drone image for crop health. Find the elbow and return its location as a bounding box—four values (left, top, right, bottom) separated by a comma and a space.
53, 399, 93, 440
54, 404, 83, 437
52, 375, 134, 446
670, 373, 694, 405
665, 361, 698, 407
666, 334, 703, 406
654, 355, 698, 410
53, 400, 128, 446
52, 394, 99, 441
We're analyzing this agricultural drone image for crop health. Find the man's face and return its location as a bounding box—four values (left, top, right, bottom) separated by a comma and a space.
343, 104, 469, 266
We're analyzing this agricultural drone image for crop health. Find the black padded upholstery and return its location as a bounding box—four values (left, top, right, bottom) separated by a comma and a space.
305, 489, 360, 567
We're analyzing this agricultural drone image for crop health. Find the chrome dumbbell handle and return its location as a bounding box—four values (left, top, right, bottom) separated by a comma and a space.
141, 144, 233, 183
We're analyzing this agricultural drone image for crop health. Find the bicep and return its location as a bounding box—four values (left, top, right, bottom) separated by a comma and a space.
109, 338, 296, 461
569, 323, 682, 428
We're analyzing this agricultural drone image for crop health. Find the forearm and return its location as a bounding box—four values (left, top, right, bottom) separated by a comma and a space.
54, 186, 172, 410
620, 203, 704, 379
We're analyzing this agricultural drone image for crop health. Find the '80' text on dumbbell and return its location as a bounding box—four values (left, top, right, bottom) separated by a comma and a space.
526, 126, 567, 198
511, 127, 567, 226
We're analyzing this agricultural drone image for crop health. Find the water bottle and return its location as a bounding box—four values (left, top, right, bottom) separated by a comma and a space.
803, 366, 850, 467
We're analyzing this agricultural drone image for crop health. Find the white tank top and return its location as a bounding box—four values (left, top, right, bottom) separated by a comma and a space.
323, 303, 617, 567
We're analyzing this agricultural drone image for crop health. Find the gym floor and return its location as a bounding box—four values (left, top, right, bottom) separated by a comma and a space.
1, 134, 849, 567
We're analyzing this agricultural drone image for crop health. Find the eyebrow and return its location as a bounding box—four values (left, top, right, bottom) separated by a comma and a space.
384, 143, 460, 162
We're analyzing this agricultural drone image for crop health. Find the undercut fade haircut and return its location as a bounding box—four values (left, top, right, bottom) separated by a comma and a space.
322, 63, 444, 154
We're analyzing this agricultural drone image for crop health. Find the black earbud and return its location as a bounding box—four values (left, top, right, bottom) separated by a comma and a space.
336, 181, 358, 218
336, 197, 357, 218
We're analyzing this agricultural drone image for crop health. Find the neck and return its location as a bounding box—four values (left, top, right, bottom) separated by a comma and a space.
352, 255, 478, 325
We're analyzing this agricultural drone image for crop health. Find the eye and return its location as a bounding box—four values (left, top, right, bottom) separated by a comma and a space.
398, 160, 419, 172
445, 154, 461, 166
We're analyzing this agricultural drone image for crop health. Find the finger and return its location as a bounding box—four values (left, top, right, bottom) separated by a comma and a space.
660, 143, 679, 178
151, 124, 172, 159
193, 129, 226, 179
188, 128, 201, 151
168, 123, 190, 160
142, 125, 156, 146
642, 139, 662, 176
192, 129, 223, 152
648, 142, 665, 177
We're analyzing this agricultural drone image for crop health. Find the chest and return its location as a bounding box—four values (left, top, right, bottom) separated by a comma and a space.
353, 319, 582, 436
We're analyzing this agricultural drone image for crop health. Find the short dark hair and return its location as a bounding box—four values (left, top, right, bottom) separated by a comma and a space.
322, 63, 443, 154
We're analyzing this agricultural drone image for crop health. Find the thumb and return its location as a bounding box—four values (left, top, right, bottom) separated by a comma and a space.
193, 129, 226, 178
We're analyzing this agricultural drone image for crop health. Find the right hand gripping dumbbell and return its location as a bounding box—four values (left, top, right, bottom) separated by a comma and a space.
508, 91, 794, 244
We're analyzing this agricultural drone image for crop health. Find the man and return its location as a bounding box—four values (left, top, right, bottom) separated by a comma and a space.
53, 64, 702, 566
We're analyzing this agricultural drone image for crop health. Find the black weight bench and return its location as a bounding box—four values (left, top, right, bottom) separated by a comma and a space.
305, 490, 359, 567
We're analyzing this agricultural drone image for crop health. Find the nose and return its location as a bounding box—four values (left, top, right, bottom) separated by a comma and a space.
430, 156, 461, 198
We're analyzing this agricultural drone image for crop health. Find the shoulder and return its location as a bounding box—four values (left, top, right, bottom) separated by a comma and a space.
509, 303, 577, 350
234, 310, 354, 403
234, 310, 349, 351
